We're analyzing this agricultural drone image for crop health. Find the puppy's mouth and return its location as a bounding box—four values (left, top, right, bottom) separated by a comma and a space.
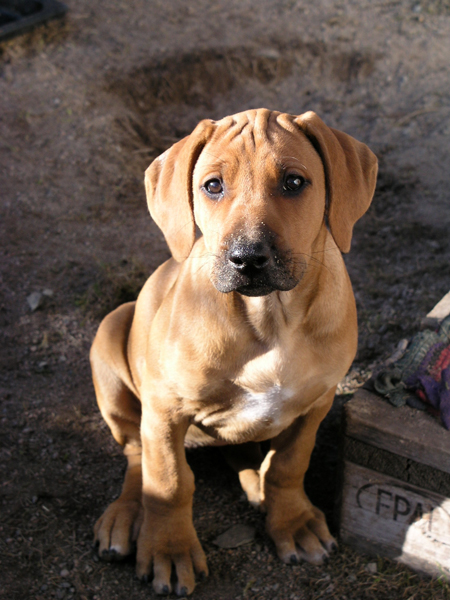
211, 237, 299, 297
234, 283, 277, 297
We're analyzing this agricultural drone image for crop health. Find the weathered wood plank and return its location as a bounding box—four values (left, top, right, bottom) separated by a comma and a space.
343, 436, 450, 496
421, 289, 450, 329
339, 461, 450, 577
344, 389, 450, 473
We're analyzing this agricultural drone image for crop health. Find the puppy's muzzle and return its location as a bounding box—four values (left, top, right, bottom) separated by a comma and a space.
213, 236, 299, 297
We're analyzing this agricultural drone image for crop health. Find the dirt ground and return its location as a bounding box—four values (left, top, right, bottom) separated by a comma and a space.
1, 1, 450, 599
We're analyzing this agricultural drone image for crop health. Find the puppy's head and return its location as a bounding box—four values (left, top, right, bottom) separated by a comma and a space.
145, 110, 377, 296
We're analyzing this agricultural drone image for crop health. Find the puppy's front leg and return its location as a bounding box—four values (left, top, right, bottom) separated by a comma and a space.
261, 387, 337, 566
136, 399, 207, 597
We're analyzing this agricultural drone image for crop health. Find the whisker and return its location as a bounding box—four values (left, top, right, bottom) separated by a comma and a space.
185, 251, 219, 261
275, 157, 308, 170
193, 261, 211, 276
203, 150, 227, 165
310, 246, 341, 256
289, 252, 331, 273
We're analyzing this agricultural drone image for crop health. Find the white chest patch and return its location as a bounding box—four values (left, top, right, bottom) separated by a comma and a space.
239, 385, 295, 430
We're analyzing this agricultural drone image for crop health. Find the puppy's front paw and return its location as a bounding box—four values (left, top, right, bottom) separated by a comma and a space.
267, 504, 337, 566
136, 515, 208, 596
94, 498, 143, 561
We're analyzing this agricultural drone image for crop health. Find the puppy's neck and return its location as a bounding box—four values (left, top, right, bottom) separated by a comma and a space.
230, 292, 291, 345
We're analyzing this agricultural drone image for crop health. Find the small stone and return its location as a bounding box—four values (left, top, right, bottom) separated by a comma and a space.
60, 568, 70, 577
257, 48, 280, 60
42, 288, 54, 297
365, 562, 377, 574
27, 292, 43, 311
213, 524, 256, 549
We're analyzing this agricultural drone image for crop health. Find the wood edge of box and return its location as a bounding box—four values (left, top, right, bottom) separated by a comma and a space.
344, 389, 450, 473
421, 290, 450, 330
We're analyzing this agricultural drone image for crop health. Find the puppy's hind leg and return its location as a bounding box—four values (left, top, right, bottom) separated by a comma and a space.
90, 303, 143, 561
222, 442, 264, 509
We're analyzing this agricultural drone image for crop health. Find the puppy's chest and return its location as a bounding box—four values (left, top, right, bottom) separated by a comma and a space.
233, 348, 298, 423
172, 333, 327, 442
193, 346, 307, 442
234, 346, 289, 394
235, 383, 296, 435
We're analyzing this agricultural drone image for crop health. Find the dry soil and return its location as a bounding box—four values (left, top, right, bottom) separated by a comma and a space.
1, 1, 450, 599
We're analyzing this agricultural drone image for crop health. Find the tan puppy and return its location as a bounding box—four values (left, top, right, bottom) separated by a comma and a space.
90, 109, 377, 596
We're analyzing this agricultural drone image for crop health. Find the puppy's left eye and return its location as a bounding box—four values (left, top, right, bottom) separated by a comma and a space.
283, 175, 306, 192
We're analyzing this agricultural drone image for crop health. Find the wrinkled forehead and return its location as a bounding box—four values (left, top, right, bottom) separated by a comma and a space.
194, 110, 322, 178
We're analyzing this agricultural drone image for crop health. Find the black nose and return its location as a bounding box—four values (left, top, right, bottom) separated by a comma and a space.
228, 242, 271, 273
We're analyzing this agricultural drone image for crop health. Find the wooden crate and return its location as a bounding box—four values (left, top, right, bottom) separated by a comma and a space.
338, 388, 450, 577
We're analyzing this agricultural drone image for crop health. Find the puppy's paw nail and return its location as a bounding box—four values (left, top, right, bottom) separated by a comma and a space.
322, 553, 329, 564
290, 554, 299, 565
162, 585, 170, 595
178, 586, 188, 597
330, 542, 338, 552
199, 571, 207, 582
140, 574, 149, 584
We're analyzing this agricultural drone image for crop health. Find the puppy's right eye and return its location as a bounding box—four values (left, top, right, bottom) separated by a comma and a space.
203, 179, 223, 198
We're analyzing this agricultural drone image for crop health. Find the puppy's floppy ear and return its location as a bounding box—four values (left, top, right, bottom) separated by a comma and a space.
295, 111, 378, 253
145, 119, 215, 262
